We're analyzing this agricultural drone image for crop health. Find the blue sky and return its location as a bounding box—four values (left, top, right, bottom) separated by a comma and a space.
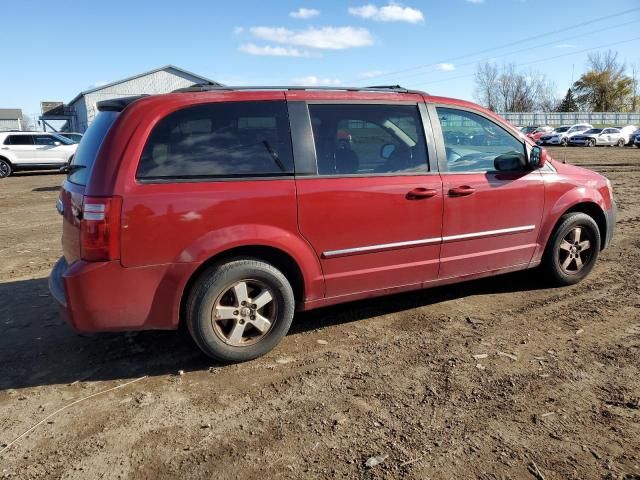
2, 0, 639, 120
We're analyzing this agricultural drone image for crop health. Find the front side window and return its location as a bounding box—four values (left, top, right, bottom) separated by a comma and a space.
6, 135, 34, 146
437, 107, 525, 173
137, 101, 293, 180
308, 104, 429, 175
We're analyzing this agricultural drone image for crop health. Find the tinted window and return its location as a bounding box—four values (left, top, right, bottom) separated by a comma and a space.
34, 135, 60, 146
308, 104, 428, 175
437, 107, 525, 172
68, 111, 119, 185
137, 101, 293, 180
6, 135, 34, 145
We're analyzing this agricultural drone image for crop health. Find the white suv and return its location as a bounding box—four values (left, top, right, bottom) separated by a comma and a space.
547, 124, 593, 146
0, 131, 78, 178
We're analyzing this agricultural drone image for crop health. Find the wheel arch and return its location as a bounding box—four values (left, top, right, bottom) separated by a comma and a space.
178, 244, 316, 328
0, 155, 13, 165
562, 202, 607, 249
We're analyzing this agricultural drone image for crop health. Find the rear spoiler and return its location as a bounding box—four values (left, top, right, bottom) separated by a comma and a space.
97, 95, 147, 112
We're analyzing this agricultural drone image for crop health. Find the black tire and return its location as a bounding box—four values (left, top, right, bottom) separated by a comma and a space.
561, 137, 568, 146
542, 213, 601, 286
617, 138, 625, 148
0, 158, 12, 178
587, 138, 596, 147
186, 259, 295, 362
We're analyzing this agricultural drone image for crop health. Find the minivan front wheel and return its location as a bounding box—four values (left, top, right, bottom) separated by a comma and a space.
186, 259, 295, 362
0, 159, 12, 178
543, 213, 601, 286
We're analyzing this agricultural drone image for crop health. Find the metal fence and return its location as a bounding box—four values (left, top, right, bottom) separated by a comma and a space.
499, 112, 640, 127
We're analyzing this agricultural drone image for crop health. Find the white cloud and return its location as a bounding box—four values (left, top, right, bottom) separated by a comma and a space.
292, 76, 341, 86
348, 3, 424, 23
466, 0, 485, 3
436, 63, 455, 71
358, 70, 384, 78
239, 43, 309, 57
250, 26, 373, 50
555, 43, 577, 49
290, 8, 320, 19
233, 26, 244, 34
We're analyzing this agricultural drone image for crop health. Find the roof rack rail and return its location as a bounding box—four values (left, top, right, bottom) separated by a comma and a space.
172, 84, 426, 95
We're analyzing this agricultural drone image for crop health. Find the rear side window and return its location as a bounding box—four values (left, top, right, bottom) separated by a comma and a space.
308, 104, 428, 175
68, 111, 119, 185
34, 135, 59, 146
6, 135, 34, 145
137, 101, 293, 180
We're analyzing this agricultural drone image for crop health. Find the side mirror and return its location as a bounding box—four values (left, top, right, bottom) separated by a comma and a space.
528, 145, 546, 169
380, 143, 396, 160
494, 153, 527, 172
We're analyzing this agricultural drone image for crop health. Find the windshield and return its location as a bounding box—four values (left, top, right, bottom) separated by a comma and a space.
68, 111, 119, 186
50, 133, 74, 145
554, 127, 570, 133
584, 129, 602, 134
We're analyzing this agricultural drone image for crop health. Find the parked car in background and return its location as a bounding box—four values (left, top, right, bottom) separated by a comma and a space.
631, 128, 640, 146
544, 124, 593, 146
520, 126, 538, 135
538, 126, 570, 145
569, 128, 627, 147
618, 125, 638, 145
635, 132, 640, 147
526, 126, 553, 143
57, 132, 83, 143
49, 86, 615, 362
0, 131, 77, 178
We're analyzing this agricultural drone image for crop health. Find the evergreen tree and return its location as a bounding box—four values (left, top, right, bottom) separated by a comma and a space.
557, 88, 579, 112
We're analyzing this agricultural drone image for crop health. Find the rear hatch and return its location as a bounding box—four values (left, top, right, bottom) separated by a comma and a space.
58, 102, 130, 264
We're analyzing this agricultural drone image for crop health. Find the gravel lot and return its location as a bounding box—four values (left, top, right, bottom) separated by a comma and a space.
1, 147, 639, 479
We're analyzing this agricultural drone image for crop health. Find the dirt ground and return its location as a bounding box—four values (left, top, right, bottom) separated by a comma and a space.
0, 146, 639, 480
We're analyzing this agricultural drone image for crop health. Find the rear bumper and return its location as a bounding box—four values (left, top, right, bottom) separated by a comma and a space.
49, 256, 194, 332
603, 200, 617, 250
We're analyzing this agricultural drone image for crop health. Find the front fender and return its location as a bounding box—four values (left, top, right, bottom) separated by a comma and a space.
533, 183, 607, 263
177, 223, 325, 303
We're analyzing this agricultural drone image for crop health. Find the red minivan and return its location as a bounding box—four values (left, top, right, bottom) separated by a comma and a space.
49, 85, 616, 362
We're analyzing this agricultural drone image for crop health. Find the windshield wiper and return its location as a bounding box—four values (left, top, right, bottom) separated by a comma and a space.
60, 164, 86, 175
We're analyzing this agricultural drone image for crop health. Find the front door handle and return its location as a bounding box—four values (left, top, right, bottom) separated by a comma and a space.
448, 185, 475, 197
407, 188, 438, 200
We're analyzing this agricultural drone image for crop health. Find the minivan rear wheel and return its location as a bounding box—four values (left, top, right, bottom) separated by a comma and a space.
542, 213, 601, 286
0, 159, 12, 178
186, 259, 295, 362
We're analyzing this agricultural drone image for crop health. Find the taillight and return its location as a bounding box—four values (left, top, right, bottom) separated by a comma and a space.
80, 196, 122, 262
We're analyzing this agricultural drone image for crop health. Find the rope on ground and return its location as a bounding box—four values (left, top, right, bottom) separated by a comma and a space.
0, 375, 147, 456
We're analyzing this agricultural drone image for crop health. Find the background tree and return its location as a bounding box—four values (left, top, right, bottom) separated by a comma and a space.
473, 62, 499, 112
572, 50, 633, 111
631, 63, 638, 112
474, 62, 558, 112
557, 88, 579, 112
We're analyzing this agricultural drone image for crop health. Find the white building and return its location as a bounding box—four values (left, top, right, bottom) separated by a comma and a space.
0, 109, 23, 131
42, 65, 220, 132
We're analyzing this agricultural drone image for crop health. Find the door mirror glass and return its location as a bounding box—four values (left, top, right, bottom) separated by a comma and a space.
528, 145, 546, 169
380, 143, 396, 160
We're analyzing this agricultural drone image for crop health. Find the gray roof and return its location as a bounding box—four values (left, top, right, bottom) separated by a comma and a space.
68, 65, 221, 105
0, 109, 23, 120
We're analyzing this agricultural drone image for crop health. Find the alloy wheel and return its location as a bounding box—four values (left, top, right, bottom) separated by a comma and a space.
0, 161, 10, 178
558, 226, 594, 274
211, 279, 277, 347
